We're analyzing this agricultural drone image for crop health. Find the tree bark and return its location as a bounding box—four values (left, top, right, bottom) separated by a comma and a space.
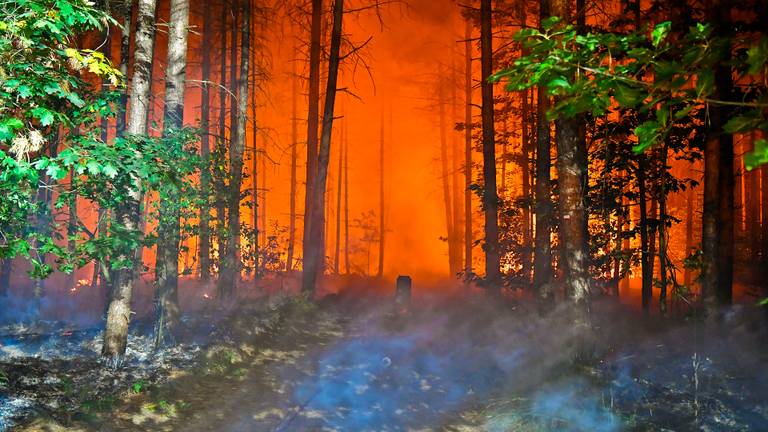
287, 45, 299, 272
217, 0, 250, 300
480, 0, 501, 291
334, 123, 343, 274
521, 89, 532, 282
464, 18, 473, 277
439, 81, 456, 276
533, 81, 554, 307
103, 0, 158, 367
198, 0, 212, 280
214, 0, 228, 274
344, 123, 350, 275
702, 0, 734, 313
302, 0, 343, 294
116, 0, 132, 136
551, 0, 590, 326
153, 0, 190, 349
302, 0, 323, 274
378, 113, 385, 278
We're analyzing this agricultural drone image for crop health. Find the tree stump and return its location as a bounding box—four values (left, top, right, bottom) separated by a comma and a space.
395, 275, 412, 312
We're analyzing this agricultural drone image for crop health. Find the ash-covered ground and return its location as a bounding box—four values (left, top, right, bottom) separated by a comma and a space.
1, 285, 767, 431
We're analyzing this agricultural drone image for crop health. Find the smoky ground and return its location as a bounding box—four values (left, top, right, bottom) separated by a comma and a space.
1, 280, 768, 431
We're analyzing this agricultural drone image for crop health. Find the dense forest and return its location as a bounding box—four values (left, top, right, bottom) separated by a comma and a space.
0, 0, 767, 430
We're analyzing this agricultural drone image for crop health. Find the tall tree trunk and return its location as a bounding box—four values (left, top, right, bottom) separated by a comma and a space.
464, 18, 473, 277
702, 0, 734, 314
116, 0, 133, 136
154, 0, 190, 349
215, 1, 228, 273
334, 124, 343, 274
451, 63, 463, 279
637, 156, 652, 313
551, 0, 590, 324
521, 89, 532, 282
251, 96, 259, 278
344, 123, 350, 275
659, 145, 669, 315
287, 46, 299, 272
684, 171, 695, 287
378, 112, 386, 278
103, 0, 158, 367
439, 82, 456, 276
533, 41, 554, 309
480, 0, 501, 291
746, 133, 760, 255
302, 0, 343, 294
302, 0, 323, 274
199, 0, 212, 280
217, 0, 250, 300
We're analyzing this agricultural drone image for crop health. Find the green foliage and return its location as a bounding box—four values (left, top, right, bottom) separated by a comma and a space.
491, 19, 768, 165
0, 1, 205, 282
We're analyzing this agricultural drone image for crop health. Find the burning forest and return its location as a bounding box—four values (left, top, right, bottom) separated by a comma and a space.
1, 0, 768, 430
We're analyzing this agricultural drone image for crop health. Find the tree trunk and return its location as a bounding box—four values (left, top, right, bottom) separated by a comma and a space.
302, 0, 323, 274
287, 45, 299, 272
659, 145, 669, 315
198, 0, 212, 280
0, 259, 11, 298
534, 74, 554, 308
334, 124, 343, 274
217, 0, 250, 300
116, 0, 132, 136
451, 64, 463, 280
464, 18, 473, 277
439, 82, 456, 276
251, 98, 259, 278
684, 170, 695, 287
702, 0, 734, 314
480, 0, 501, 291
378, 113, 385, 278
153, 0, 189, 349
344, 123, 350, 275
762, 163, 768, 265
214, 1, 228, 273
637, 156, 652, 313
302, 0, 343, 294
550, 0, 590, 327
103, 0, 158, 367
521, 89, 532, 282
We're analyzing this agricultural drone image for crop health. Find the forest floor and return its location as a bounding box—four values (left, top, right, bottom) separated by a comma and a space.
2, 288, 768, 431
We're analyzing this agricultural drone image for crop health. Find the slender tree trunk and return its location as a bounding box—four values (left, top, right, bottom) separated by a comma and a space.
199, 0, 212, 280
702, 0, 734, 313
521, 89, 532, 282
451, 64, 463, 279
439, 82, 456, 276
287, 47, 299, 272
534, 78, 554, 308
637, 156, 652, 313
334, 125, 343, 274
302, 0, 343, 294
252, 2, 260, 279
217, 0, 250, 300
464, 18, 473, 277
480, 0, 501, 291
103, 0, 158, 367
747, 133, 760, 255
302, 0, 323, 274
215, 1, 228, 273
344, 123, 350, 275
684, 171, 695, 287
378, 112, 386, 278
659, 145, 669, 315
116, 0, 132, 136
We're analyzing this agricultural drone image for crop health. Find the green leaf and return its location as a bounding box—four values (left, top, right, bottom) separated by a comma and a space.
31, 107, 55, 126
745, 139, 768, 171
746, 36, 768, 75
651, 22, 672, 47
723, 114, 762, 135
614, 83, 643, 108
633, 120, 661, 153
102, 164, 118, 179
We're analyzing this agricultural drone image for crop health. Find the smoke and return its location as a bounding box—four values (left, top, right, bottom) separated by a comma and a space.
274, 296, 768, 431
